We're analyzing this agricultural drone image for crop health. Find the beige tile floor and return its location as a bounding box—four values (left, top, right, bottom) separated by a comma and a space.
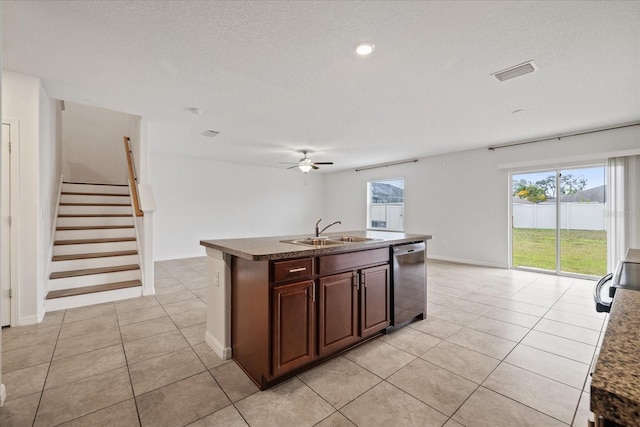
0, 258, 606, 426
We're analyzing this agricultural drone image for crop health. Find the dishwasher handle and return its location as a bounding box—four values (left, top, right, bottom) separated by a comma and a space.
392, 242, 425, 256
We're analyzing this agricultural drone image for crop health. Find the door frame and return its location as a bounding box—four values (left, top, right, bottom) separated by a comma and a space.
1, 120, 21, 326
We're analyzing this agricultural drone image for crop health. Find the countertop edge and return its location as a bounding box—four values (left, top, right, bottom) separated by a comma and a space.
200, 232, 432, 261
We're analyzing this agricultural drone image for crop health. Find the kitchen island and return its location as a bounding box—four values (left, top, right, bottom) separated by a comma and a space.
200, 230, 431, 389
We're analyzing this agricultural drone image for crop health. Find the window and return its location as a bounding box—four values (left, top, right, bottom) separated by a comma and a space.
367, 178, 404, 231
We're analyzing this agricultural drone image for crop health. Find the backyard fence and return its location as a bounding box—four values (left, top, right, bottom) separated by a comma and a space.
369, 204, 404, 230
513, 202, 606, 230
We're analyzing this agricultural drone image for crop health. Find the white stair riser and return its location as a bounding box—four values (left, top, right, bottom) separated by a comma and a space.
55, 228, 135, 240
59, 205, 132, 215
61, 194, 131, 204
57, 216, 134, 227
48, 269, 140, 291
45, 286, 142, 312
53, 240, 138, 255
51, 254, 140, 273
62, 183, 129, 195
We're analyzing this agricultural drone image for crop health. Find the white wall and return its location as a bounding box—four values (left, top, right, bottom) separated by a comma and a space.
325, 126, 640, 268
151, 152, 326, 260
61, 102, 138, 184
2, 71, 60, 324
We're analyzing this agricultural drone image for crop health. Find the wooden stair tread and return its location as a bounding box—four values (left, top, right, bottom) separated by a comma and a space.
49, 264, 139, 279
52, 250, 138, 261
46, 280, 142, 299
54, 237, 136, 245
63, 182, 128, 187
62, 192, 130, 197
57, 225, 135, 231
60, 203, 131, 207
58, 214, 132, 218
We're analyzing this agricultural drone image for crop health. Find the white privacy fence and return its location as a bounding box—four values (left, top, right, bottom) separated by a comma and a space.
513, 203, 606, 230
369, 204, 404, 230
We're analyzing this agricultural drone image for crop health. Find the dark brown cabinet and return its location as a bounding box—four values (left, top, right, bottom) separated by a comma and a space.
231, 248, 391, 390
317, 271, 358, 356
271, 280, 315, 377
360, 265, 390, 337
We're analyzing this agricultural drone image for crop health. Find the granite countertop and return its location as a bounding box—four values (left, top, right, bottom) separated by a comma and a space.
591, 288, 640, 426
200, 230, 432, 261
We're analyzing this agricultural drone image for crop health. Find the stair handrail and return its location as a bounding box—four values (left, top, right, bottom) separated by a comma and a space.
123, 136, 143, 217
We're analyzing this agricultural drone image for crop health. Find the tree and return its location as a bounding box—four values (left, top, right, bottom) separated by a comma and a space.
513, 180, 547, 203
535, 174, 587, 198
513, 174, 588, 203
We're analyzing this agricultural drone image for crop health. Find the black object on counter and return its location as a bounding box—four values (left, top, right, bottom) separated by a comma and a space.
594, 261, 640, 313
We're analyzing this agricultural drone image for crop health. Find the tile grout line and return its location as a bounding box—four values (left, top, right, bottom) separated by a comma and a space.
30, 308, 67, 426
114, 301, 144, 427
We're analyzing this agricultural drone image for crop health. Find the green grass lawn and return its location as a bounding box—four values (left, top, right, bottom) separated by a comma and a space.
512, 228, 607, 276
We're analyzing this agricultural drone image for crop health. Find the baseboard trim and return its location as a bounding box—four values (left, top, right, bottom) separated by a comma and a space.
18, 314, 41, 326
427, 255, 508, 270
205, 330, 232, 360
142, 286, 155, 296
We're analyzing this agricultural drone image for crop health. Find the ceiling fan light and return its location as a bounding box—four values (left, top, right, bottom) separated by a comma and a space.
299, 164, 313, 173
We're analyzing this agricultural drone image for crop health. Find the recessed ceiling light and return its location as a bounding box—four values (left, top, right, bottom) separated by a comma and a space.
202, 130, 220, 138
354, 41, 375, 56
492, 60, 537, 82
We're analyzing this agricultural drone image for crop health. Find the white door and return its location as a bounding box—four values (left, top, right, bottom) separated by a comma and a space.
1, 123, 11, 326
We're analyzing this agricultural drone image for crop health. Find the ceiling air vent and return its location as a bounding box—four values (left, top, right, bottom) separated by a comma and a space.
492, 60, 537, 82
202, 130, 220, 138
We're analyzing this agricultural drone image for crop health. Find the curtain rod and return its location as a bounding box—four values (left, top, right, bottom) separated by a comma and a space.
487, 122, 640, 151
355, 158, 418, 172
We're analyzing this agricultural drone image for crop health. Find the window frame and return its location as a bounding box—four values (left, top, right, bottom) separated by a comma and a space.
366, 178, 405, 232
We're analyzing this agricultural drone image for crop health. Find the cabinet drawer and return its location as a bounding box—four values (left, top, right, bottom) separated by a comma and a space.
318, 248, 389, 276
273, 258, 314, 283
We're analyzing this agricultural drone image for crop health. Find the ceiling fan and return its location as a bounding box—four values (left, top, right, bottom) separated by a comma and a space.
280, 151, 334, 173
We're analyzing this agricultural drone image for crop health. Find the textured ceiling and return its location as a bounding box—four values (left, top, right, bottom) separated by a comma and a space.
3, 1, 639, 171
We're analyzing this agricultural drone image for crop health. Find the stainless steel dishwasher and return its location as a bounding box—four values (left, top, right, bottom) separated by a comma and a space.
388, 241, 426, 331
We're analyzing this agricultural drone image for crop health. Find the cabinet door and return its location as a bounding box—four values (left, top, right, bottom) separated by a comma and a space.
271, 280, 315, 377
318, 272, 358, 356
360, 265, 390, 338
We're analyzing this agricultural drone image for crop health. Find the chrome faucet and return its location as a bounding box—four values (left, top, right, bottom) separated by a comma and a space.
315, 218, 342, 237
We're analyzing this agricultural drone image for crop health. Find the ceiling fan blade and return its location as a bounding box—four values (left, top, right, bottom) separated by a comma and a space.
311, 165, 319, 170
287, 165, 299, 169
279, 162, 299, 165
312, 162, 333, 165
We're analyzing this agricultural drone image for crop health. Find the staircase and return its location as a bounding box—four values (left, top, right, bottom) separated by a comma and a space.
45, 182, 143, 311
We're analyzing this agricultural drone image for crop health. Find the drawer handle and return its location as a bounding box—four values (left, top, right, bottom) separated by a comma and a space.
288, 267, 307, 273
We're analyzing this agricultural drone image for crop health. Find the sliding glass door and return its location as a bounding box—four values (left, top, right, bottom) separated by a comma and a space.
559, 166, 607, 276
511, 165, 607, 277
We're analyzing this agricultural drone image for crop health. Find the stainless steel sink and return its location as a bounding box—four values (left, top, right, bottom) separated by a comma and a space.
283, 238, 345, 247
328, 236, 383, 243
